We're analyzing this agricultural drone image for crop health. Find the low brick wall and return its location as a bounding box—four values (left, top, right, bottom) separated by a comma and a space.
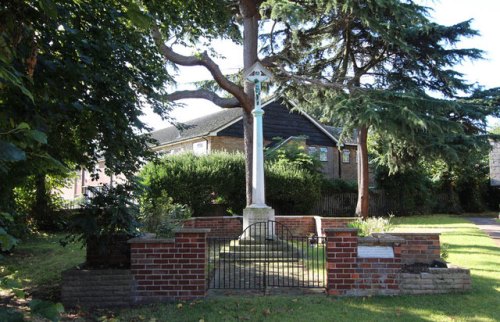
62, 268, 133, 308
390, 233, 441, 264
183, 217, 242, 238
320, 217, 356, 235
325, 229, 471, 296
129, 229, 209, 303
184, 216, 355, 238
275, 216, 316, 237
401, 266, 471, 294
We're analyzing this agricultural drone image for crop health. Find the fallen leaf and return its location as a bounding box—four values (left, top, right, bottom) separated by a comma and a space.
177, 303, 183, 309
263, 308, 271, 316
199, 319, 205, 322
292, 298, 298, 302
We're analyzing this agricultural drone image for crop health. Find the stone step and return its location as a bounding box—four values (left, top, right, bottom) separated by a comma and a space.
219, 251, 302, 261
228, 244, 298, 251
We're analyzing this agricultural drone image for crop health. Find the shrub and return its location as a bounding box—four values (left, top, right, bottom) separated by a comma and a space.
348, 215, 394, 237
321, 178, 358, 193
139, 152, 321, 216
140, 190, 192, 238
62, 183, 140, 267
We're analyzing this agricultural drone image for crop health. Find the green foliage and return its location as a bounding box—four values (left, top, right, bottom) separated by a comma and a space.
140, 191, 192, 238
0, 212, 18, 253
265, 137, 322, 174
139, 152, 321, 216
441, 243, 450, 262
347, 215, 394, 237
321, 178, 357, 194
29, 299, 64, 322
265, 161, 322, 214
62, 183, 140, 247
375, 165, 436, 215
140, 152, 245, 216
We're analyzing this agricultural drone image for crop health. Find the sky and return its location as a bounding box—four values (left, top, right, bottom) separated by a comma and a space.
140, 0, 500, 131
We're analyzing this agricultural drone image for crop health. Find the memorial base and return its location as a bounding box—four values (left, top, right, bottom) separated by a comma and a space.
242, 205, 275, 241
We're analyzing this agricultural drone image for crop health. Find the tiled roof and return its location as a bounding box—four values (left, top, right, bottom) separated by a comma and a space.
323, 125, 357, 146
150, 108, 243, 147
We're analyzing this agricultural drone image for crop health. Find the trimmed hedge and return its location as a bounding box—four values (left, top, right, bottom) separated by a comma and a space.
139, 152, 321, 216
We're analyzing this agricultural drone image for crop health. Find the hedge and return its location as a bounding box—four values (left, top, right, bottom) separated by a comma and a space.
139, 152, 321, 216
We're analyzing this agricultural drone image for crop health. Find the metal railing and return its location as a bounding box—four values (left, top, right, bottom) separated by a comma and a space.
208, 221, 325, 290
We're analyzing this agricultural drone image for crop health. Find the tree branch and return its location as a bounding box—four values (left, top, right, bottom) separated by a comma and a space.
151, 25, 252, 112
166, 90, 240, 108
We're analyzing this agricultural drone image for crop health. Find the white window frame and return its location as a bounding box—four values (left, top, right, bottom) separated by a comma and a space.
193, 141, 207, 155
342, 149, 351, 163
319, 147, 328, 162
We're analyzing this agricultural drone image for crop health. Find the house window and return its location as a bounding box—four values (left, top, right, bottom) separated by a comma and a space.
342, 150, 350, 163
319, 147, 328, 162
193, 141, 207, 155
308, 146, 317, 156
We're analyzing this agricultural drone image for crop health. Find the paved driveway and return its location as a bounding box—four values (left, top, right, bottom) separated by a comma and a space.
468, 217, 500, 247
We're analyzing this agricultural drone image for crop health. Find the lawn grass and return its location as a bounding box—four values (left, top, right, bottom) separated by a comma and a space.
116, 215, 499, 322
0, 233, 85, 301
1, 215, 498, 322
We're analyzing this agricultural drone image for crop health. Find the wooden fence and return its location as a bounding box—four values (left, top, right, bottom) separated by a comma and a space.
272, 190, 448, 217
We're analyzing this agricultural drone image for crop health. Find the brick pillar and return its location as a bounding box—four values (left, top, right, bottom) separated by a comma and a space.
325, 228, 358, 295
129, 228, 210, 303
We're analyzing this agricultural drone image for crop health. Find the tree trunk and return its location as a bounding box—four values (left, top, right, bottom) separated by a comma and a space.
241, 5, 258, 205
355, 126, 369, 218
33, 174, 51, 229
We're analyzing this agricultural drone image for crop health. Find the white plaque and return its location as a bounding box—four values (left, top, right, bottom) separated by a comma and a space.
358, 246, 394, 258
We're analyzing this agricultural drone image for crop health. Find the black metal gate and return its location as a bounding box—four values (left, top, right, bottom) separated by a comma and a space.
208, 221, 325, 290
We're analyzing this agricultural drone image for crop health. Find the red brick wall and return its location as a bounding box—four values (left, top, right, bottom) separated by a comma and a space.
320, 217, 356, 235
129, 229, 209, 302
184, 216, 354, 238
325, 229, 359, 295
275, 216, 315, 237
325, 229, 402, 296
183, 217, 242, 238
325, 230, 442, 296
391, 233, 441, 264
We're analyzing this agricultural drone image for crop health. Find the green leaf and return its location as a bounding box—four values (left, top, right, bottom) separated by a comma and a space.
29, 300, 64, 322
125, 3, 152, 29
0, 141, 26, 162
38, 0, 58, 19
15, 122, 31, 131
29, 130, 48, 144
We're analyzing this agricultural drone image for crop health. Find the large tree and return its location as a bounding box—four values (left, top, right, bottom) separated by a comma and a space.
257, 0, 484, 217
0, 0, 173, 227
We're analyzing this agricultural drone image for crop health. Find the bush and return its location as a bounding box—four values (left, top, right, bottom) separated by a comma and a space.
375, 166, 435, 215
62, 183, 140, 267
321, 178, 358, 193
347, 215, 394, 237
140, 191, 192, 238
139, 152, 321, 216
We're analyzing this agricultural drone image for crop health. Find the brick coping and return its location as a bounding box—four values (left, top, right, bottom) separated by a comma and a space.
186, 216, 357, 219
390, 232, 441, 236
128, 237, 175, 243
324, 228, 358, 232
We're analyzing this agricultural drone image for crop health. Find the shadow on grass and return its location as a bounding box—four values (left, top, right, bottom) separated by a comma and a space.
116, 274, 499, 322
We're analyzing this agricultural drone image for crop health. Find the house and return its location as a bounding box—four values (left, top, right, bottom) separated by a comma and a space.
59, 98, 359, 202
490, 140, 500, 186
150, 97, 358, 181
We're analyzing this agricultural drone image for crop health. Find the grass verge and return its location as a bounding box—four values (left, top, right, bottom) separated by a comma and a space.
0, 233, 85, 301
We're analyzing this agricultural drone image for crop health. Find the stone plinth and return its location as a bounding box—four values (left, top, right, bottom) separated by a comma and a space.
242, 206, 275, 240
